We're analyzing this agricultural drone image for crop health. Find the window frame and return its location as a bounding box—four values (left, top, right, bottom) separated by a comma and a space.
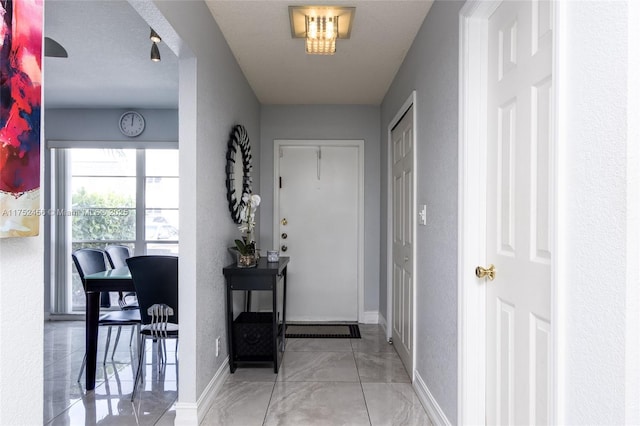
47, 140, 178, 313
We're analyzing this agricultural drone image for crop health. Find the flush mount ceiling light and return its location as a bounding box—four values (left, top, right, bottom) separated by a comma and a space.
289, 6, 355, 55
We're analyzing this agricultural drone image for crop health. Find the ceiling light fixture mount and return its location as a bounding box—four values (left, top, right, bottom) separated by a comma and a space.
150, 28, 162, 43
289, 6, 355, 55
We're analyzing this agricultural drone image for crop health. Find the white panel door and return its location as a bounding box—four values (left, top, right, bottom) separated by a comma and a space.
277, 145, 359, 321
391, 106, 414, 374
485, 1, 552, 424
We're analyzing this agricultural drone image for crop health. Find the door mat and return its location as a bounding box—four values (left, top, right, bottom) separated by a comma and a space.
285, 324, 361, 339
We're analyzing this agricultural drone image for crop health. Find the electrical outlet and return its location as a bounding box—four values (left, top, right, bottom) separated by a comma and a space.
215, 337, 220, 357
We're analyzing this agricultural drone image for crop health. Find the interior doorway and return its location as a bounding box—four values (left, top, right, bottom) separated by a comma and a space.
459, 1, 556, 423
390, 104, 415, 374
386, 91, 417, 378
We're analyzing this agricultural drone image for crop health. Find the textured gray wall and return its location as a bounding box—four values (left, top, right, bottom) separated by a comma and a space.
0, 172, 44, 425
259, 105, 381, 313
152, 0, 261, 403
44, 108, 178, 142
380, 1, 463, 423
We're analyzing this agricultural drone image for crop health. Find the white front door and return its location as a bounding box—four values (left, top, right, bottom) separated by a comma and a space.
391, 105, 414, 374
484, 1, 552, 424
276, 142, 361, 322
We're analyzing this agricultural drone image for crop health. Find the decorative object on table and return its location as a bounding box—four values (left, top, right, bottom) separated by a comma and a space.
234, 239, 258, 268
231, 193, 261, 268
267, 250, 280, 263
225, 124, 253, 224
0, 0, 43, 238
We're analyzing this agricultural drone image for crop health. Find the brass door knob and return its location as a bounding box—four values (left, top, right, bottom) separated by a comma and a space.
281, 245, 288, 252
475, 264, 496, 280
281, 218, 288, 226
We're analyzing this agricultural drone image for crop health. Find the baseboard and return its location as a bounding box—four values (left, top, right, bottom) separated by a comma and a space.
174, 357, 229, 425
173, 402, 198, 426
47, 313, 85, 321
360, 310, 379, 324
413, 370, 452, 426
379, 312, 388, 335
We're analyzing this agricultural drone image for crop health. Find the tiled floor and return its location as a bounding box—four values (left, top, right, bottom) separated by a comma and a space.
44, 321, 177, 425
44, 322, 431, 426
201, 324, 432, 426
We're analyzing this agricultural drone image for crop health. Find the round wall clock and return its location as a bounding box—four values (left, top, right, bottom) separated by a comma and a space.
119, 111, 145, 137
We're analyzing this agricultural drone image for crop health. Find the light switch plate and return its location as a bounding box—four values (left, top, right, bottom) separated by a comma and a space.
418, 204, 427, 226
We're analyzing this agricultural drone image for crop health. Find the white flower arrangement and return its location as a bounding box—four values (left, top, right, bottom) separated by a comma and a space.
238, 193, 261, 234
235, 193, 261, 255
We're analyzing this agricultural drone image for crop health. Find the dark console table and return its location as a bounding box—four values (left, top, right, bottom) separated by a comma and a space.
223, 256, 289, 373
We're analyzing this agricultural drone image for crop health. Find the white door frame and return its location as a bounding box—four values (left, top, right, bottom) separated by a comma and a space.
386, 91, 417, 378
273, 139, 365, 322
457, 1, 561, 423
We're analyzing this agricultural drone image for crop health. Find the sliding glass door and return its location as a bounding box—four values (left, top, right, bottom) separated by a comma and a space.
52, 147, 179, 313
145, 150, 179, 255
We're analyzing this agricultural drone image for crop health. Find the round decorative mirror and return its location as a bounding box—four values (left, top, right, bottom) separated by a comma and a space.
226, 124, 252, 223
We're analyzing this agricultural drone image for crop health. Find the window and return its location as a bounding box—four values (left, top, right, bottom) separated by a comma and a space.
51, 147, 179, 313
145, 150, 179, 255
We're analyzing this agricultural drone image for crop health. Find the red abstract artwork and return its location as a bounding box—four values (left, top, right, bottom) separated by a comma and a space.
0, 0, 42, 238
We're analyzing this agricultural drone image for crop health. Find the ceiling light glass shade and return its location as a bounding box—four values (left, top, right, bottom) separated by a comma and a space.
305, 15, 338, 55
290, 6, 354, 55
150, 28, 162, 43
150, 42, 161, 62
305, 36, 336, 55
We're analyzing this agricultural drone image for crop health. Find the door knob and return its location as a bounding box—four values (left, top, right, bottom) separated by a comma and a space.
281, 233, 288, 239
475, 264, 496, 280
281, 245, 288, 252
281, 218, 288, 226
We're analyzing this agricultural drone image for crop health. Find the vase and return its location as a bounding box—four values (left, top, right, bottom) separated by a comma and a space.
237, 253, 258, 268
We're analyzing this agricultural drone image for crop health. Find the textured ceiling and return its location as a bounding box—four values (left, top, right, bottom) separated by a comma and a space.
43, 0, 432, 108
205, 0, 433, 105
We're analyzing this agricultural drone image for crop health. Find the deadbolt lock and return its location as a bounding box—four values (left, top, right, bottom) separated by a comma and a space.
475, 264, 496, 281
281, 233, 288, 239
